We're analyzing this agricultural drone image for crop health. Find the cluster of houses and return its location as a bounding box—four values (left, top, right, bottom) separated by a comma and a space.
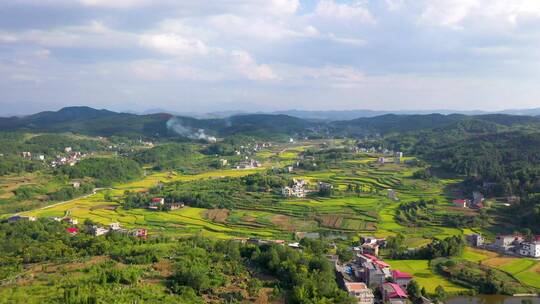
21, 147, 89, 168
452, 191, 485, 209
334, 236, 420, 304
7, 215, 37, 222
5, 215, 148, 238
377, 152, 404, 165
282, 178, 309, 198
89, 222, 147, 238
148, 197, 185, 211
21, 151, 45, 161
281, 179, 333, 198
233, 142, 272, 157
51, 150, 87, 168
467, 233, 540, 258
234, 232, 321, 249
235, 159, 262, 170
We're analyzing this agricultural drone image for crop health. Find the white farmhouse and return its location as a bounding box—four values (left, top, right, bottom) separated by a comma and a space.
519, 242, 540, 258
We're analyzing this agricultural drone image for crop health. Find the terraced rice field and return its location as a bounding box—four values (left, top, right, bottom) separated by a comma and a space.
23, 151, 468, 244
460, 247, 540, 289
386, 259, 468, 293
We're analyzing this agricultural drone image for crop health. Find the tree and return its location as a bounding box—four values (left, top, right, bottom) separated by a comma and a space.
435, 285, 447, 302
337, 245, 353, 263
406, 280, 423, 304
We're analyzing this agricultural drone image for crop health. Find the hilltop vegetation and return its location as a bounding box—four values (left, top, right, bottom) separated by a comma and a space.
0, 219, 352, 304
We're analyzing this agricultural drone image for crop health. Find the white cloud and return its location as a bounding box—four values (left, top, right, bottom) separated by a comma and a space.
420, 0, 479, 28
385, 0, 404, 11
315, 0, 375, 23
302, 65, 365, 87
129, 59, 217, 81
264, 0, 300, 15
78, 0, 151, 8
139, 33, 209, 56
230, 50, 279, 81
0, 21, 135, 48
326, 33, 366, 46
419, 0, 540, 28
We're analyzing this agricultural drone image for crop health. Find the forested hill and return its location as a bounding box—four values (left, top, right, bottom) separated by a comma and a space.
2, 106, 540, 139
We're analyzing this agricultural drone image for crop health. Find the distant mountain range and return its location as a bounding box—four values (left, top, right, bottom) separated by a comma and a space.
1, 106, 540, 139
139, 108, 540, 121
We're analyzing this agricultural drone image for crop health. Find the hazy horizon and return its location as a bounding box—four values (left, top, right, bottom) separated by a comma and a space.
1, 1, 540, 115
4, 104, 540, 118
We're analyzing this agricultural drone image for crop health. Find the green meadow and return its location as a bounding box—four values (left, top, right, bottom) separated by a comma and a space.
386, 259, 468, 293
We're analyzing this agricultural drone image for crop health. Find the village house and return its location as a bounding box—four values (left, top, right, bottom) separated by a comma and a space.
452, 199, 469, 208
472, 191, 485, 209
167, 202, 185, 211
282, 179, 308, 198
148, 197, 165, 210
466, 233, 484, 247
36, 155, 45, 161
219, 159, 228, 166
21, 151, 32, 158
71, 181, 81, 188
344, 282, 374, 304
494, 234, 524, 251
507, 196, 520, 205
91, 226, 109, 236
67, 227, 79, 235
8, 215, 37, 222
359, 236, 386, 256
378, 157, 386, 164
109, 222, 121, 231
288, 242, 301, 249
519, 241, 540, 258
356, 253, 392, 287
387, 189, 398, 201
394, 152, 403, 164
380, 283, 408, 304
64, 147, 72, 153
131, 228, 148, 238
318, 181, 333, 191
63, 217, 78, 225
391, 270, 413, 290
235, 159, 261, 169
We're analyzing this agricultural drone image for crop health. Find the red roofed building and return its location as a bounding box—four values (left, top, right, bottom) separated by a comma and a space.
151, 198, 165, 205
381, 283, 408, 304
67, 227, 79, 235
132, 228, 147, 238
452, 199, 468, 208
363, 253, 390, 268
392, 270, 413, 289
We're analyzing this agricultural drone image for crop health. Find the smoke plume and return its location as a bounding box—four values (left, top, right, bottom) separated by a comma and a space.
166, 117, 217, 142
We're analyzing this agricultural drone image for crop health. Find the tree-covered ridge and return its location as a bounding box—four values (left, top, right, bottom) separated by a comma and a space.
0, 219, 353, 304
6, 106, 540, 139
133, 143, 208, 172
122, 173, 290, 210
59, 158, 142, 187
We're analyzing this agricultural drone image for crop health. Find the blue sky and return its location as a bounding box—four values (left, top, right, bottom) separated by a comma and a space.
0, 0, 539, 115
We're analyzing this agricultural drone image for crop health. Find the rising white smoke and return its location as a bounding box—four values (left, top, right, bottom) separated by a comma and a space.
166, 117, 216, 142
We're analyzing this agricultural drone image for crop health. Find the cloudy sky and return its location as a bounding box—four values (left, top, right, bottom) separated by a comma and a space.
1, 0, 540, 115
